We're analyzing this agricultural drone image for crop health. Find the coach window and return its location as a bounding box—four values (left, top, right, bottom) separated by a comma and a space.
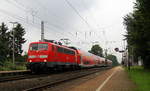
84, 61, 89, 64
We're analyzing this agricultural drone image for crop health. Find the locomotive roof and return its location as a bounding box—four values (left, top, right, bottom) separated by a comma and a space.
30, 41, 75, 51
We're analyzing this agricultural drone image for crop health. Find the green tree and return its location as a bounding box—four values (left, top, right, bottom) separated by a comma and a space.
106, 54, 119, 66
0, 22, 10, 64
10, 24, 26, 59
89, 44, 103, 57
123, 0, 150, 69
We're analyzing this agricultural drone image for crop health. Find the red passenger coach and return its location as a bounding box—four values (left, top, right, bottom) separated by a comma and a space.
75, 49, 96, 68
106, 59, 112, 66
74, 49, 112, 68
27, 41, 78, 72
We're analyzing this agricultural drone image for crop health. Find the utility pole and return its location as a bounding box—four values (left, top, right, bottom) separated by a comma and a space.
105, 49, 108, 66
41, 21, 44, 41
9, 22, 18, 64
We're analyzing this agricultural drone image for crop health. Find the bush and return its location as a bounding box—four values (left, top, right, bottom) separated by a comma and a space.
0, 60, 26, 71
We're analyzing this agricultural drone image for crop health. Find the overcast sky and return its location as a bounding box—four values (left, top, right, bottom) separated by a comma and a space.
0, 0, 135, 62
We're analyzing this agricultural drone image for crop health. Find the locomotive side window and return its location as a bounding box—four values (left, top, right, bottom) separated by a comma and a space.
57, 47, 64, 53
64, 49, 69, 54
30, 43, 48, 51
70, 50, 75, 55
64, 49, 75, 55
57, 47, 75, 55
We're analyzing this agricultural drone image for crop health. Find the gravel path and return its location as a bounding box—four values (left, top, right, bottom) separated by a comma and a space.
45, 66, 136, 91
100, 66, 136, 91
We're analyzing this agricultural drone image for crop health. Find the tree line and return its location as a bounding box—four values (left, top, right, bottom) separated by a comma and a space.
0, 22, 26, 65
123, 0, 150, 69
88, 44, 119, 66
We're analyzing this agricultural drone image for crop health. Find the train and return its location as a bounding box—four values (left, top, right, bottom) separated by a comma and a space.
27, 40, 112, 73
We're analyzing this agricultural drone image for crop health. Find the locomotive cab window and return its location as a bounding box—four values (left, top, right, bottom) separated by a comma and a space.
38, 44, 48, 50
30, 43, 48, 51
30, 44, 38, 51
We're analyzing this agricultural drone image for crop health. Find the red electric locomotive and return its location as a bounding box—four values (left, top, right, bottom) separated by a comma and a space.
27, 41, 78, 72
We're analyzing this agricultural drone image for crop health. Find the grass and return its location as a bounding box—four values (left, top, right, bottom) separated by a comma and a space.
125, 66, 150, 91
0, 60, 26, 71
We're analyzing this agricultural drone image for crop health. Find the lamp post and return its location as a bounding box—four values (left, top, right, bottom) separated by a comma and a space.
9, 22, 18, 64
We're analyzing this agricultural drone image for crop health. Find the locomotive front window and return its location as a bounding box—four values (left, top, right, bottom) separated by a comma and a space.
38, 44, 48, 50
30, 43, 48, 51
30, 44, 38, 50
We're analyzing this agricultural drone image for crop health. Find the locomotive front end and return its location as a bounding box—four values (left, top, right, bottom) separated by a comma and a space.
27, 42, 49, 73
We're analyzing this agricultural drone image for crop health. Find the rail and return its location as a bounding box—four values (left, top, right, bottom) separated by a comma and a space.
0, 70, 30, 77
24, 67, 110, 91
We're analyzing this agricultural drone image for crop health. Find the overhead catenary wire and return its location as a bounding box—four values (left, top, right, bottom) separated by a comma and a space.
2, 0, 78, 41
0, 9, 43, 32
5, 0, 90, 42
63, 0, 98, 44
5, 0, 28, 12
64, 0, 92, 31
81, 0, 99, 28
0, 9, 65, 41
10, 0, 85, 42
34, 0, 89, 43
81, 0, 104, 43
31, 0, 83, 32
1, 0, 101, 48
64, 0, 107, 47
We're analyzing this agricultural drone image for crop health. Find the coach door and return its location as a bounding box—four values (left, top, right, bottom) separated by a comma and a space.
80, 55, 83, 65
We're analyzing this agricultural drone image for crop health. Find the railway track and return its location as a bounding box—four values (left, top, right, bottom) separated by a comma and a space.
0, 67, 111, 91
0, 74, 51, 83
0, 70, 73, 83
0, 70, 70, 83
23, 67, 110, 91
0, 70, 32, 83
0, 70, 30, 77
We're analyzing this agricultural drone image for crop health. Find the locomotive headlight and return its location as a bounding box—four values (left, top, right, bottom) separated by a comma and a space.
40, 55, 48, 58
29, 60, 32, 62
44, 59, 47, 62
28, 55, 36, 58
